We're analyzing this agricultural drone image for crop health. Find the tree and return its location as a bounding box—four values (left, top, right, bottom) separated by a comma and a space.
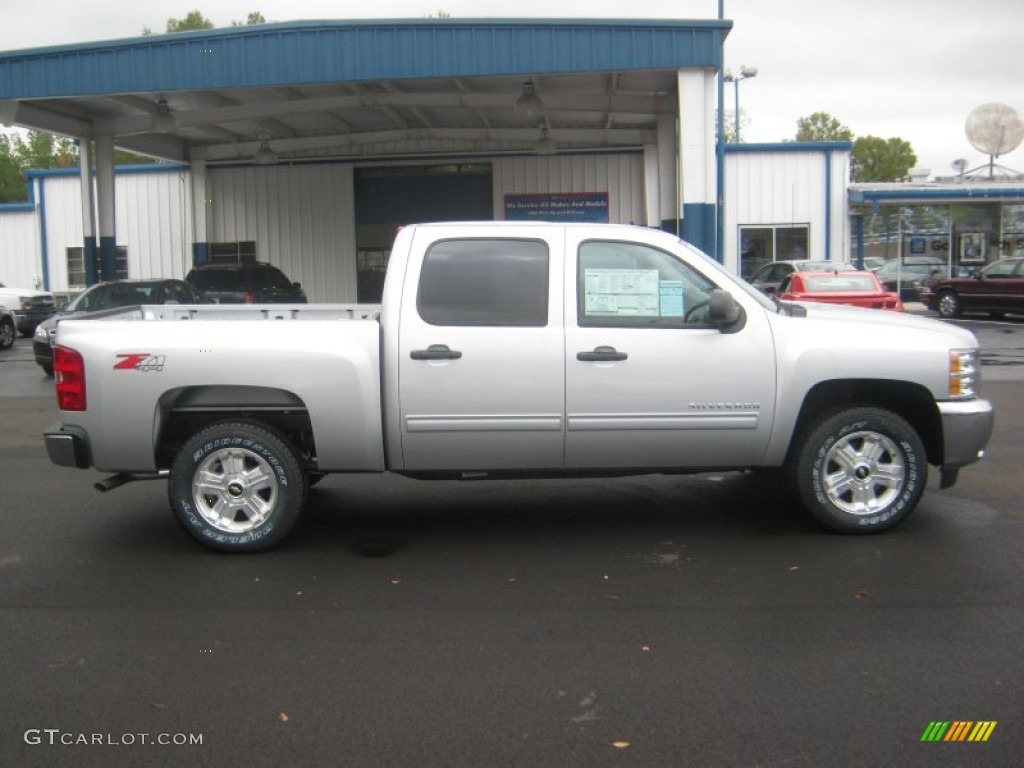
851, 136, 917, 182
719, 109, 750, 144
165, 11, 215, 33
0, 130, 77, 202
0, 134, 25, 202
232, 12, 267, 26
795, 112, 854, 142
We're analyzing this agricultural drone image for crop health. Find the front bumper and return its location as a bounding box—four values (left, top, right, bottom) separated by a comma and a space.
32, 338, 54, 369
938, 398, 994, 470
12, 310, 55, 334
44, 422, 92, 469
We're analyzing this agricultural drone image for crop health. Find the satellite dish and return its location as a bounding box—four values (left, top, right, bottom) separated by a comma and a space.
951, 158, 968, 175
965, 103, 1024, 157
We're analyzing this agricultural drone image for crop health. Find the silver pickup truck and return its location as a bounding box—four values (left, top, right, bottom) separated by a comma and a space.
44, 222, 994, 551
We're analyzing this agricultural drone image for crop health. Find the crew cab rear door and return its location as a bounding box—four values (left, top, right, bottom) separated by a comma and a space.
563, 233, 776, 469
397, 227, 566, 471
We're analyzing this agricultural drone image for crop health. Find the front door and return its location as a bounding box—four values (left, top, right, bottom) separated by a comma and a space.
563, 234, 777, 469
397, 228, 566, 471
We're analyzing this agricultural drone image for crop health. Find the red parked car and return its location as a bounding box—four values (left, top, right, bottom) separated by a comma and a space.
777, 271, 904, 312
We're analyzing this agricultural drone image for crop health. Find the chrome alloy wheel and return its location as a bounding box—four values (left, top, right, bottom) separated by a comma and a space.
192, 447, 279, 533
0, 320, 14, 349
821, 430, 905, 515
937, 291, 960, 318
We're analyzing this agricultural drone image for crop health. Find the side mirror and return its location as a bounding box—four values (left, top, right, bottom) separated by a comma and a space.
293, 282, 302, 290
708, 289, 746, 334
971, 268, 982, 279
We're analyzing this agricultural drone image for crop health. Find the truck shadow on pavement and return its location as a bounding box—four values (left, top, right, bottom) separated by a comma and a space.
294, 471, 820, 558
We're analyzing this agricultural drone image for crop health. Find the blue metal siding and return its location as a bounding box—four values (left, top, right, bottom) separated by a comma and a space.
0, 19, 730, 99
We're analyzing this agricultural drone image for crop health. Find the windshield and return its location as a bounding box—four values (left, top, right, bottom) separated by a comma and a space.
802, 275, 879, 292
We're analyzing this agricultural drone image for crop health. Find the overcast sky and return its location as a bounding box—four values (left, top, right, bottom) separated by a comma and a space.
2, 0, 1022, 177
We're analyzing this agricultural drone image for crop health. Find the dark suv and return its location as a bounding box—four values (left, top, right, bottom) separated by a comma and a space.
185, 262, 307, 304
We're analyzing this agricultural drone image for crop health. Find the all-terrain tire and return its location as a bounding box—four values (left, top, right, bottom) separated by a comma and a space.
168, 420, 307, 552
791, 407, 927, 533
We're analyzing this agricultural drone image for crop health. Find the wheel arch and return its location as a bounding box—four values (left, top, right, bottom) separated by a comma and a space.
787, 379, 943, 466
155, 385, 316, 469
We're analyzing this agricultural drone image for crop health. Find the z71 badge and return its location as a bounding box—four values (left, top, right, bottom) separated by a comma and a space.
114, 353, 166, 371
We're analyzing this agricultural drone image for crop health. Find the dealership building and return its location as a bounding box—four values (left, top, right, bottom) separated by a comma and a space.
0, 18, 850, 300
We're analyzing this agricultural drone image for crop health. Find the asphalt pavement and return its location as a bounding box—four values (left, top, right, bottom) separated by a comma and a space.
1, 320, 1022, 767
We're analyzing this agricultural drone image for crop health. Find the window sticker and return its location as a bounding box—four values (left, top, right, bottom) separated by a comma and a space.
659, 280, 684, 317
584, 269, 660, 317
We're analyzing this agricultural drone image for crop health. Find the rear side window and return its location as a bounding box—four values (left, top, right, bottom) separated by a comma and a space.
417, 239, 549, 326
188, 271, 236, 291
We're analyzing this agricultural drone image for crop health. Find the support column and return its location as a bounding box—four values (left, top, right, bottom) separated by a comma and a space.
94, 134, 117, 281
678, 69, 718, 257
642, 144, 661, 228
656, 114, 678, 235
190, 153, 209, 266
78, 139, 98, 286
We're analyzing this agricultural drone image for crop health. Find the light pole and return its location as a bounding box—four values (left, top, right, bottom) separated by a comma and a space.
723, 65, 758, 143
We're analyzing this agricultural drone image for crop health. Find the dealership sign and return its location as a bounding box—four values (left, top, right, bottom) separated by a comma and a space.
505, 192, 609, 223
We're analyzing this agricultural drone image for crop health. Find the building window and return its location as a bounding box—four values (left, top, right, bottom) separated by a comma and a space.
418, 239, 549, 327
66, 246, 128, 288
1001, 204, 1024, 257
739, 225, 809, 279
208, 241, 257, 264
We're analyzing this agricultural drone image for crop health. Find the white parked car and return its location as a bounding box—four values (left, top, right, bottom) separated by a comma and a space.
0, 281, 57, 336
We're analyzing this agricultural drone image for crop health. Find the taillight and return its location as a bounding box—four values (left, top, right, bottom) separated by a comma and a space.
54, 345, 87, 411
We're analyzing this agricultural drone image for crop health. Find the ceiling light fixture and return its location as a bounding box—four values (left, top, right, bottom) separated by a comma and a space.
534, 126, 556, 156
515, 81, 545, 117
253, 131, 277, 165
153, 98, 177, 133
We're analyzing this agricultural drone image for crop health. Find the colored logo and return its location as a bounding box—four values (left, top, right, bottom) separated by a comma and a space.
921, 721, 997, 742
114, 353, 166, 371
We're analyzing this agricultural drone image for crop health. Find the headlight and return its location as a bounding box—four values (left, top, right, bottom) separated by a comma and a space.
34, 325, 48, 341
948, 349, 979, 398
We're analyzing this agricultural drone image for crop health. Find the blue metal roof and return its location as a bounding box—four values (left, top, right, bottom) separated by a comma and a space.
724, 141, 853, 154
850, 185, 1024, 204
0, 18, 730, 100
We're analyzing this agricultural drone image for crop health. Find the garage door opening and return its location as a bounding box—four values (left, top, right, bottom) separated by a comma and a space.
354, 164, 494, 302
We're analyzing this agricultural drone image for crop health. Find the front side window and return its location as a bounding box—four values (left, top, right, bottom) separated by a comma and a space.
577, 241, 717, 328
418, 239, 549, 326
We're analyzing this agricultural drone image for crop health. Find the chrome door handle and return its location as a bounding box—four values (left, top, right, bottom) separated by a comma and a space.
410, 344, 463, 361
577, 345, 627, 362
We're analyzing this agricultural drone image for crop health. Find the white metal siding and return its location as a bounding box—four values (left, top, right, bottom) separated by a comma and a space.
725, 148, 851, 272
0, 207, 41, 289
492, 154, 645, 225
207, 164, 357, 302
117, 169, 193, 282
34, 170, 193, 293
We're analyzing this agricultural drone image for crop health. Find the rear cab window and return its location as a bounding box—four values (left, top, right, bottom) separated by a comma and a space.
417, 239, 549, 326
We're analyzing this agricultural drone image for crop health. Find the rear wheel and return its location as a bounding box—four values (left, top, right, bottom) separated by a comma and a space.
936, 290, 961, 319
0, 317, 14, 349
168, 420, 307, 551
791, 407, 927, 533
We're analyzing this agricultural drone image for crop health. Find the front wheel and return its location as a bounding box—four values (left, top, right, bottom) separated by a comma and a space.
0, 318, 14, 349
936, 290, 961, 319
791, 407, 927, 533
168, 420, 307, 551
